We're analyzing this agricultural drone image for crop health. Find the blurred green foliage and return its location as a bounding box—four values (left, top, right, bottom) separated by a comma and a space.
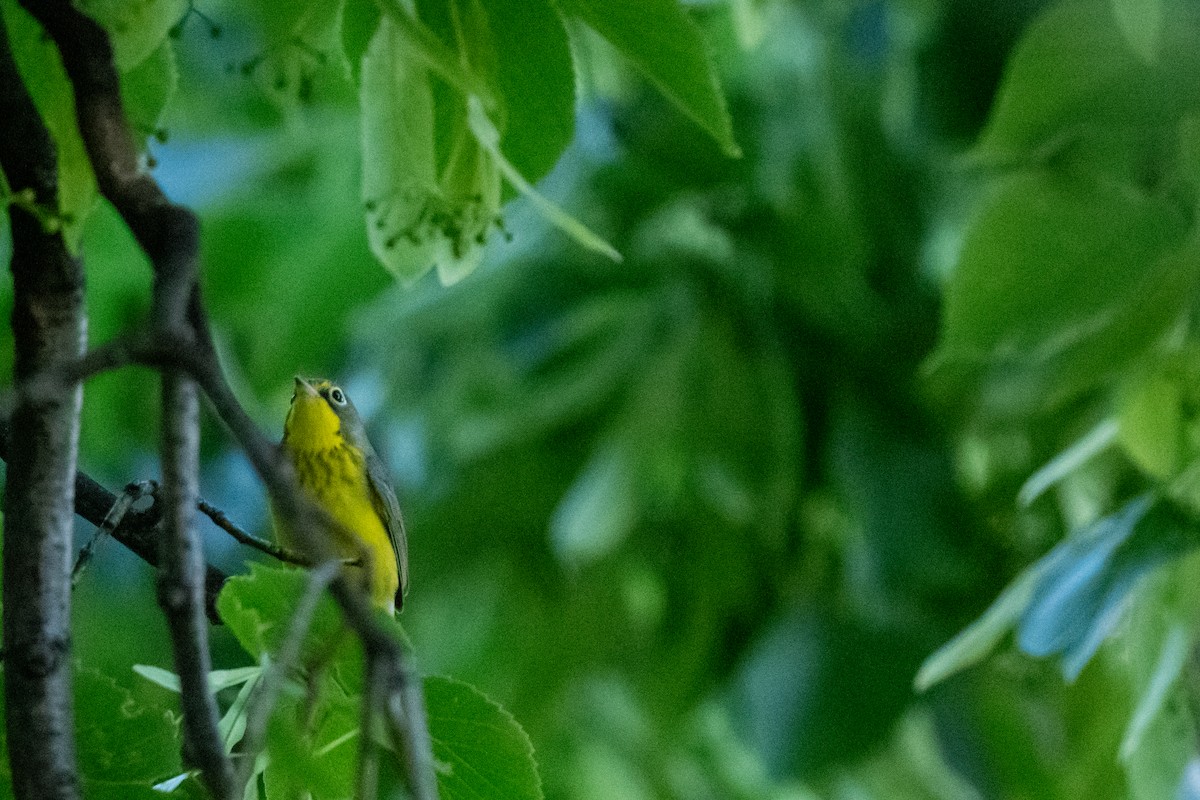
8, 0, 1200, 797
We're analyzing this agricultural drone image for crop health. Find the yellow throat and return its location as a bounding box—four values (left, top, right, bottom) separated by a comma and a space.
284, 381, 342, 451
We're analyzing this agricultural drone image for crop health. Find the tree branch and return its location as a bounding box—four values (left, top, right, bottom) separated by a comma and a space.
159, 373, 236, 799
0, 10, 84, 799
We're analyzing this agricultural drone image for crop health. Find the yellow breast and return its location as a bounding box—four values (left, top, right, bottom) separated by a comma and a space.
280, 445, 399, 611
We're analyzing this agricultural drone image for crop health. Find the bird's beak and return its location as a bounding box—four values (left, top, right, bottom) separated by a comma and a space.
294, 376, 318, 398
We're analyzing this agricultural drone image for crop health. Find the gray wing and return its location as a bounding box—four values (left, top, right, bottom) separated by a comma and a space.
364, 448, 409, 610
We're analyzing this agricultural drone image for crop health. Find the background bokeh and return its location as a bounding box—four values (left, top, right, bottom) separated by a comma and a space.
6, 0, 1200, 797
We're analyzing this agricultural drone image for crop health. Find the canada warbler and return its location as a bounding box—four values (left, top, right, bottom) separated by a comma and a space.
277, 377, 408, 612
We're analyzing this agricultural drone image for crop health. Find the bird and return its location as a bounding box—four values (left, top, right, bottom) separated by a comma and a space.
276, 376, 408, 612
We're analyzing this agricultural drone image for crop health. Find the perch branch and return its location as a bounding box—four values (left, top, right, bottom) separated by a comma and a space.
197, 497, 309, 565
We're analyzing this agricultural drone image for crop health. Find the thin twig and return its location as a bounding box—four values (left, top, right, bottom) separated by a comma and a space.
382, 648, 438, 800
234, 559, 342, 793
71, 480, 155, 586
197, 498, 309, 565
357, 657, 386, 800
56, 333, 144, 385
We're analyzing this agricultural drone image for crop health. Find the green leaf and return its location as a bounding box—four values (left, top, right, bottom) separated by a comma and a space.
263, 683, 360, 800
1121, 618, 1191, 760
75, 671, 180, 787
2, 0, 97, 249
208, 666, 265, 692
474, 0, 575, 187
78, 0, 187, 70
0, 669, 194, 799
120, 41, 178, 140
377, 0, 484, 99
215, 563, 345, 661
1, 2, 180, 247
133, 663, 262, 748
258, 673, 545, 800
241, 0, 343, 108
132, 664, 182, 692
72, 669, 185, 798
1119, 374, 1183, 479
919, 497, 1200, 689
244, 0, 320, 47
550, 439, 638, 565
928, 172, 1194, 417
425, 675, 544, 800
1126, 679, 1196, 800
1112, 0, 1164, 62
556, 0, 740, 157
914, 556, 1056, 691
243, 0, 343, 63
729, 0, 767, 49
152, 773, 198, 795
361, 0, 584, 280
1115, 550, 1200, 797
132, 662, 261, 695
975, 0, 1200, 161
214, 563, 404, 700
414, 0, 576, 187
217, 669, 260, 752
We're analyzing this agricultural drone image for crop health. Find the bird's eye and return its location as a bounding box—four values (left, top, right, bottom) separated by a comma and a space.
329, 388, 346, 405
